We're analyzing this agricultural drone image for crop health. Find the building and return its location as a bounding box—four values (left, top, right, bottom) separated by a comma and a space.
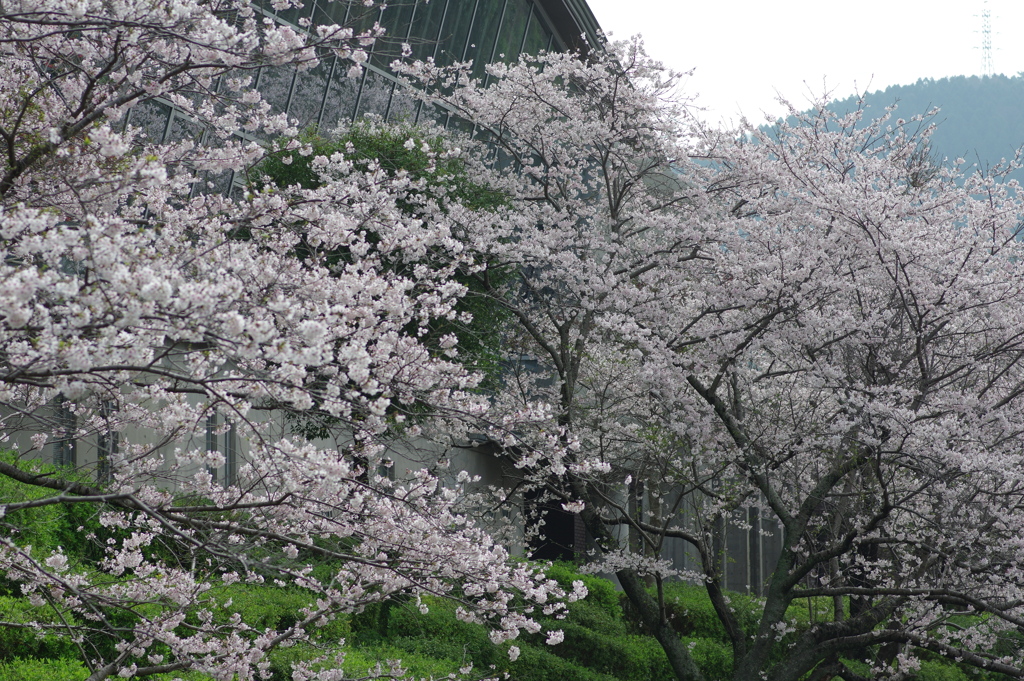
125, 0, 604, 168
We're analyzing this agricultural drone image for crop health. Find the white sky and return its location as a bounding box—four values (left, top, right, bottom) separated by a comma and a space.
584, 0, 1024, 127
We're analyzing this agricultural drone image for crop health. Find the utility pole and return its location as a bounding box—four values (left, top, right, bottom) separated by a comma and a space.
979, 0, 994, 76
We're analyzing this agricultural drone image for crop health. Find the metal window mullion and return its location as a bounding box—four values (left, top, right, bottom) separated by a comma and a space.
157, 108, 175, 145
483, 0, 510, 88
430, 0, 453, 62
459, 0, 484, 62
205, 413, 218, 484
225, 419, 237, 486
314, 54, 340, 130
519, 5, 535, 55
282, 66, 301, 120
381, 80, 398, 121
348, 62, 371, 120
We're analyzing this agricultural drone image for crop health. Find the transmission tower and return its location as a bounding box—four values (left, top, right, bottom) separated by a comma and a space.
979, 0, 994, 76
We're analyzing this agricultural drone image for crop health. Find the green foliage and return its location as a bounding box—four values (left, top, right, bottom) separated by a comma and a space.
564, 598, 630, 638
341, 567, 683, 681
681, 637, 733, 681
211, 583, 323, 634
0, 453, 106, 568
840, 657, 874, 679
264, 643, 331, 681
0, 657, 88, 681
783, 594, 835, 630
375, 596, 502, 667
545, 562, 622, 620
0, 596, 79, 662
149, 672, 217, 681
503, 644, 622, 681
659, 582, 763, 643
342, 645, 463, 680
914, 659, 971, 681
6, 512, 1019, 681
253, 120, 507, 209
551, 623, 674, 681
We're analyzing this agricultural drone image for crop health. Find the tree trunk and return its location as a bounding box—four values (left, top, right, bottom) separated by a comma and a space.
617, 568, 707, 681
577, 501, 705, 681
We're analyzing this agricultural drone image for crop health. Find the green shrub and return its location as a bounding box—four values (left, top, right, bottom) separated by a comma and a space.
344, 645, 462, 680
382, 597, 501, 668
914, 659, 971, 681
564, 598, 629, 638
150, 671, 217, 681
543, 563, 622, 621
212, 583, 319, 634
548, 623, 672, 681
0, 596, 80, 661
683, 637, 733, 681
503, 643, 621, 681
0, 453, 107, 567
839, 657, 873, 678
783, 595, 836, 630
0, 657, 88, 681
660, 582, 762, 643
265, 642, 326, 681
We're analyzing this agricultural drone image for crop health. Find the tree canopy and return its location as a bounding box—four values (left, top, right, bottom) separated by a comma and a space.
3, 2, 1024, 681
0, 2, 576, 679
406, 43, 1024, 681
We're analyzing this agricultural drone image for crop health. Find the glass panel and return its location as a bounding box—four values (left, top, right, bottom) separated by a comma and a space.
387, 85, 420, 123
520, 7, 549, 58
356, 70, 394, 119
290, 52, 333, 131
417, 101, 450, 127
467, 0, 505, 80
406, 0, 448, 61
321, 66, 362, 130
371, 0, 417, 68
311, 0, 350, 27
448, 115, 473, 136
435, 0, 476, 65
346, 2, 383, 41
166, 112, 201, 143
492, 0, 528, 61
128, 100, 172, 145
199, 168, 235, 197
229, 181, 247, 203
259, 65, 297, 115
276, 0, 314, 26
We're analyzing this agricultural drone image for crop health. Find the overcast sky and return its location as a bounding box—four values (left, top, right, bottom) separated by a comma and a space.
584, 0, 1024, 127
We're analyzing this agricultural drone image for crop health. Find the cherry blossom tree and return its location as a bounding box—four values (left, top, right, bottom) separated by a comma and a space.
0, 2, 578, 679
408, 42, 1024, 680
400, 41, 722, 680
673, 105, 1024, 681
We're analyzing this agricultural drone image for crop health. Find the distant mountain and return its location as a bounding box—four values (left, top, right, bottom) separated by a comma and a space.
826, 74, 1024, 173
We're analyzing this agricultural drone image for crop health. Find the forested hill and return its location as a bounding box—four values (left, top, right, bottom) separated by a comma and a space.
826, 74, 1024, 171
